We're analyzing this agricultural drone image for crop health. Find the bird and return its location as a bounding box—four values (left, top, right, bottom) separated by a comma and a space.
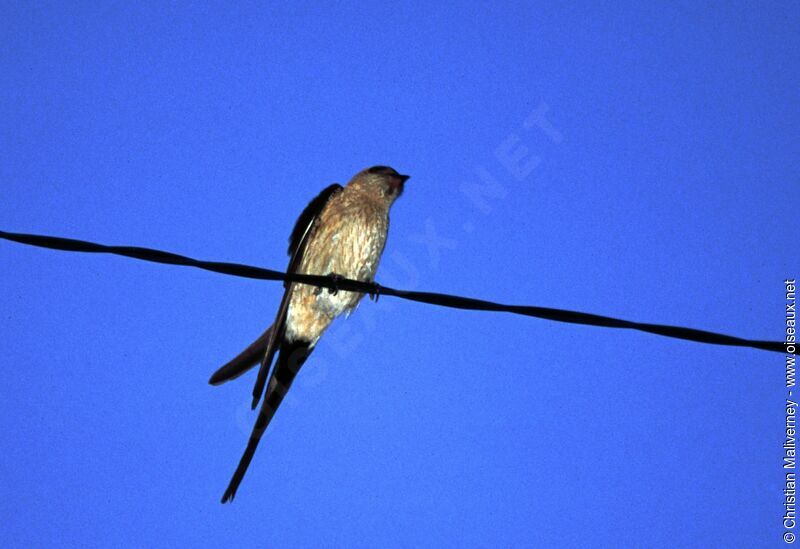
209, 165, 409, 503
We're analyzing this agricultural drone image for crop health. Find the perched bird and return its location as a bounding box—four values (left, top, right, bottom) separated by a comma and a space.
209, 165, 409, 503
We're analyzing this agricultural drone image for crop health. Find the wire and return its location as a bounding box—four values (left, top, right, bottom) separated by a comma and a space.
1, 229, 792, 356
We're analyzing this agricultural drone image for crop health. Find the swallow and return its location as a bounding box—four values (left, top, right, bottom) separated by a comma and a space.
209, 166, 409, 502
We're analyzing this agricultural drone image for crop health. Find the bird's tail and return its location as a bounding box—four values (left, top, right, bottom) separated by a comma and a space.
208, 326, 273, 385
221, 338, 312, 503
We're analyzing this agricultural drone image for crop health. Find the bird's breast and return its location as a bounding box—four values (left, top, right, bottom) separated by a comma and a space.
285, 195, 389, 344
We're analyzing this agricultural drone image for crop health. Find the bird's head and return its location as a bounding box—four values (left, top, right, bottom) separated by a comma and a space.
351, 165, 410, 204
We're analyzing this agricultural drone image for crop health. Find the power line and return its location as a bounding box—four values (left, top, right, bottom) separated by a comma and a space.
1, 229, 792, 356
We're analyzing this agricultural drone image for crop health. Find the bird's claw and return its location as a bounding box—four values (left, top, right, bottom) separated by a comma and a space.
368, 283, 381, 302
313, 272, 343, 296
327, 272, 344, 295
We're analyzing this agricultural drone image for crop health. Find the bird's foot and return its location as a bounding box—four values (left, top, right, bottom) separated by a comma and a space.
368, 283, 381, 303
322, 272, 344, 295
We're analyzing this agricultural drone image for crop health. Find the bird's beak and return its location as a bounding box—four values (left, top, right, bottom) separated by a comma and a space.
389, 174, 409, 196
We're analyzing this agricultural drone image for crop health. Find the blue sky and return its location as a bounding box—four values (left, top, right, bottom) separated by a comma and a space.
1, 2, 798, 547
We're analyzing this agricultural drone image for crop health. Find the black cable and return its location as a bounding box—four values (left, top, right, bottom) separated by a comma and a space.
0, 229, 792, 356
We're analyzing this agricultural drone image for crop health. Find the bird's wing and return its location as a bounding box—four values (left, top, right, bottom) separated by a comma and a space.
221, 339, 312, 503
249, 183, 343, 409
287, 182, 343, 257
